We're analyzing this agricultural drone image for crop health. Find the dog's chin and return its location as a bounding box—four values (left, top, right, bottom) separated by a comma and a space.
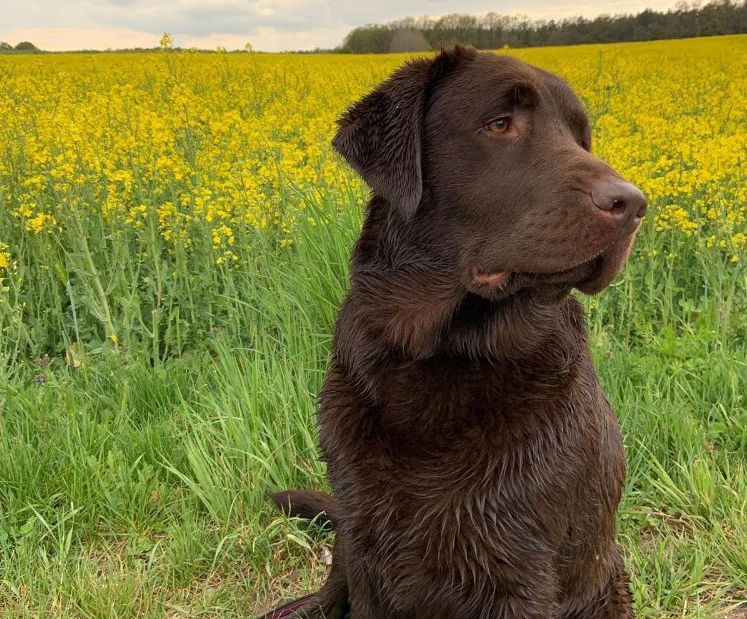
573, 236, 635, 295
469, 235, 636, 302
468, 271, 574, 305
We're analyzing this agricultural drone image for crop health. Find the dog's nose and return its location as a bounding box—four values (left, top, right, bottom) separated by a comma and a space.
591, 178, 647, 219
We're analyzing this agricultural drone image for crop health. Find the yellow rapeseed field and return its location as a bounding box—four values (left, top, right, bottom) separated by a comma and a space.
1, 36, 745, 269
0, 35, 745, 353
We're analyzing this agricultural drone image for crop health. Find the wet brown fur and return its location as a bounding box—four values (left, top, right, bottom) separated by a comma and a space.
270, 45, 645, 618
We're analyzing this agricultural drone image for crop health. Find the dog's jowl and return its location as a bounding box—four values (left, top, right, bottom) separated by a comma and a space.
271, 45, 645, 619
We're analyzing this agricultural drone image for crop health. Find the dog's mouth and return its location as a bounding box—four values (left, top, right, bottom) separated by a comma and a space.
471, 235, 636, 299
573, 237, 635, 294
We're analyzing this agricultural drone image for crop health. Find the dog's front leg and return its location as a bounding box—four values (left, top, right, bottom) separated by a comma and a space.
477, 562, 563, 619
561, 549, 634, 619
482, 597, 561, 619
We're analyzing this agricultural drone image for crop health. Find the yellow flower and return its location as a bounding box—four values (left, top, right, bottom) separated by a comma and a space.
24, 213, 57, 234
0, 242, 10, 271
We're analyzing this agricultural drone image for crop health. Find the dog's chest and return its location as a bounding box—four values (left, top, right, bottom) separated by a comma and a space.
320, 354, 626, 602
321, 351, 609, 508
371, 352, 583, 441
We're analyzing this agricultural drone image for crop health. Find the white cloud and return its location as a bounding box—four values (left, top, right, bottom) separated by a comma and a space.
0, 0, 679, 51
0, 27, 159, 50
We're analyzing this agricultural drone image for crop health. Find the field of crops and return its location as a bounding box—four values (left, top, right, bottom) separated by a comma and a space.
0, 35, 746, 617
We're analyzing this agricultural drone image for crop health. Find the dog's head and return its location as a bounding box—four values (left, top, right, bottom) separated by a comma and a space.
333, 46, 645, 302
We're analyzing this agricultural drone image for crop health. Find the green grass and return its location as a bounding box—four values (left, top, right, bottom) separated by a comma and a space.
1, 193, 746, 617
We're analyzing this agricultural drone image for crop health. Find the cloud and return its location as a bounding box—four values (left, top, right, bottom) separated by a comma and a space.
0, 0, 679, 51
0, 27, 164, 50
0, 24, 352, 52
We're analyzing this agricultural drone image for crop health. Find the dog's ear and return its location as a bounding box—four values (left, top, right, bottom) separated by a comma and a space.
333, 45, 477, 220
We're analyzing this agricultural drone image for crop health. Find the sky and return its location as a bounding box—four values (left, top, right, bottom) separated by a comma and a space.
0, 0, 679, 52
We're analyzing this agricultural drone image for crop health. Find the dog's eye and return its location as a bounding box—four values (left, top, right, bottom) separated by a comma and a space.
485, 117, 511, 134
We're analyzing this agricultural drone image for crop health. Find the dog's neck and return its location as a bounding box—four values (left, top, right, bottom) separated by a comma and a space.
335, 197, 588, 382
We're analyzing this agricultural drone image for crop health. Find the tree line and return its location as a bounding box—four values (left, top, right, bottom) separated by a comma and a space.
0, 41, 40, 53
340, 1, 746, 53
2, 1, 744, 55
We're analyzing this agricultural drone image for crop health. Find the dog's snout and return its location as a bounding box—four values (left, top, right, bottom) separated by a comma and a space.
591, 178, 647, 219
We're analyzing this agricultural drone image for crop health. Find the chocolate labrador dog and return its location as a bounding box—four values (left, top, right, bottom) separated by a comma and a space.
270, 45, 645, 618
